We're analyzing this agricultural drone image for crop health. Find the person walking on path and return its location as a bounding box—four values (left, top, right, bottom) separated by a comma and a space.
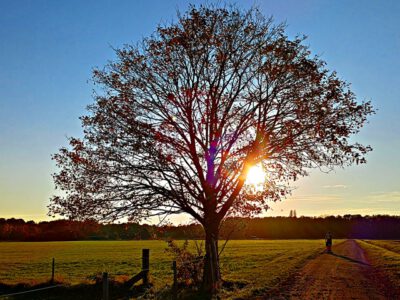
325, 232, 333, 253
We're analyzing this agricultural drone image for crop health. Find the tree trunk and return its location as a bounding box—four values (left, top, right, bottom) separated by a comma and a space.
202, 221, 221, 295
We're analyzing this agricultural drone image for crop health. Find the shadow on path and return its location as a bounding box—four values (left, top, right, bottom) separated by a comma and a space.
329, 252, 370, 266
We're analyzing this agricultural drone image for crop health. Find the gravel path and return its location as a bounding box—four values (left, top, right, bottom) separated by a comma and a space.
287, 239, 395, 299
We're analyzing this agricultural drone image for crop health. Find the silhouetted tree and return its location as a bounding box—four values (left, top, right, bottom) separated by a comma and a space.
49, 5, 374, 293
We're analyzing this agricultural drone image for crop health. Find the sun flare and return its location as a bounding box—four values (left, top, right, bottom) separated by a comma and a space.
246, 164, 266, 186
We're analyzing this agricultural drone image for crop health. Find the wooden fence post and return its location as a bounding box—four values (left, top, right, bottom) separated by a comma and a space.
51, 258, 55, 284
172, 260, 177, 299
142, 249, 150, 286
102, 272, 109, 300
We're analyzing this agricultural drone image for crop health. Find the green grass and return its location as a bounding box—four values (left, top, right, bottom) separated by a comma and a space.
0, 241, 173, 287
0, 240, 326, 299
217, 240, 326, 298
361, 240, 400, 254
358, 240, 400, 291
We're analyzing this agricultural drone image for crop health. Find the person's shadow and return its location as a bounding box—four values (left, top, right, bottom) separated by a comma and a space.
329, 252, 370, 266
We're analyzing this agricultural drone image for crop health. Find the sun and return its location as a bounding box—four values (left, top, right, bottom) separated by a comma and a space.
246, 164, 266, 186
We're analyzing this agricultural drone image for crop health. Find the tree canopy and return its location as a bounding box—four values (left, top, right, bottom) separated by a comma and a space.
50, 6, 373, 223
49, 5, 374, 292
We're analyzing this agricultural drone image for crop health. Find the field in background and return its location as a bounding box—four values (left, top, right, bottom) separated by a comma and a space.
0, 240, 326, 298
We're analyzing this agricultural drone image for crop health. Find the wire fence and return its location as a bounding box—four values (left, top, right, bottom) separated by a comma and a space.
0, 284, 65, 299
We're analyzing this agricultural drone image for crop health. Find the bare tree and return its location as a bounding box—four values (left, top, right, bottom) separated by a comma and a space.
49, 5, 374, 293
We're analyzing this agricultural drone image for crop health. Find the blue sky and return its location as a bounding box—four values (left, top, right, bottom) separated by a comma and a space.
0, 0, 399, 222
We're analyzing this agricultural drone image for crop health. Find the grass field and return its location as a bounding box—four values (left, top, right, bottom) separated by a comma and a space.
0, 240, 326, 299
358, 240, 400, 291
361, 240, 400, 254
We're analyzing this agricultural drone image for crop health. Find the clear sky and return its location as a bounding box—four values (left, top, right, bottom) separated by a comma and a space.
0, 0, 399, 222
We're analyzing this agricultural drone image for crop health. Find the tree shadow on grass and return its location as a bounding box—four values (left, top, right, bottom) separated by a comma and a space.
155, 280, 249, 300
0, 279, 249, 300
0, 280, 149, 300
329, 252, 370, 266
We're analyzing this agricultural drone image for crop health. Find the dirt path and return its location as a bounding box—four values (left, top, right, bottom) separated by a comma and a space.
285, 239, 394, 300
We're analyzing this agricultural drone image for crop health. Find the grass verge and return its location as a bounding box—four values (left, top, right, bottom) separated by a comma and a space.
358, 239, 400, 297
0, 240, 326, 299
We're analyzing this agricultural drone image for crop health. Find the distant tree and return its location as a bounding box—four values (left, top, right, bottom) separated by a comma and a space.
49, 5, 374, 293
293, 210, 297, 218
289, 210, 293, 218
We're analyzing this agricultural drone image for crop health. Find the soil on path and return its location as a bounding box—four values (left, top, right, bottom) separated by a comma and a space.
287, 239, 397, 300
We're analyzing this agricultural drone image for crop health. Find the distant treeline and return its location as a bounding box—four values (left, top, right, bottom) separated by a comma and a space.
1, 215, 399, 241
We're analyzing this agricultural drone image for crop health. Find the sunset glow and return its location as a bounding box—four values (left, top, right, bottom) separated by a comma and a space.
246, 164, 266, 187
